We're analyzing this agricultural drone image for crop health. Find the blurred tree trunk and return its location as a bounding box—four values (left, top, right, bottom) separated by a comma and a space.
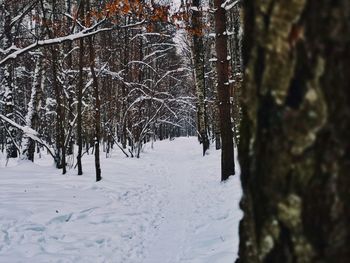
237, 0, 350, 262
214, 0, 235, 180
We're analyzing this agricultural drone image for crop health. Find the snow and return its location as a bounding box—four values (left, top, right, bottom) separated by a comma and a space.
0, 137, 242, 263
221, 0, 240, 11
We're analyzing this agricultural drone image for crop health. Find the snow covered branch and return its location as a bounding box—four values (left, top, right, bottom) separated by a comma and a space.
0, 19, 145, 66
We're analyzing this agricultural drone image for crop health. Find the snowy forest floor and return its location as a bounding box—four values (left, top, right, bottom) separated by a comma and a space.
0, 137, 242, 263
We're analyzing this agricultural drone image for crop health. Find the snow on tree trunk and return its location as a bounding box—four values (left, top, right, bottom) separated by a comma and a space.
22, 58, 42, 161
1, 1, 18, 158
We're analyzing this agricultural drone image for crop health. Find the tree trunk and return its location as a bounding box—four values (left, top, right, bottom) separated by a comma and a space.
228, 4, 242, 146
1, 1, 18, 158
192, 0, 209, 155
65, 0, 74, 156
76, 0, 85, 175
41, 0, 66, 173
237, 1, 350, 262
87, 0, 101, 182
50, 46, 66, 174
121, 17, 130, 150
214, 0, 235, 180
22, 58, 42, 161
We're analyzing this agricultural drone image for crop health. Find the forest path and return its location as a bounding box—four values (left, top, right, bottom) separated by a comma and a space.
142, 139, 198, 263
141, 138, 242, 263
0, 137, 241, 263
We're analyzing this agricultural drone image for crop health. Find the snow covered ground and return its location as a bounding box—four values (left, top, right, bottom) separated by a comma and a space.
0, 137, 242, 263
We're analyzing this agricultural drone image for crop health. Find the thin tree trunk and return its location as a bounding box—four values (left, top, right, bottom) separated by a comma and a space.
121, 17, 130, 150
87, 0, 101, 182
65, 0, 74, 156
2, 2, 17, 158
214, 0, 235, 180
44, 0, 66, 174
50, 46, 66, 174
192, 0, 209, 155
22, 58, 42, 161
228, 4, 242, 146
76, 0, 85, 175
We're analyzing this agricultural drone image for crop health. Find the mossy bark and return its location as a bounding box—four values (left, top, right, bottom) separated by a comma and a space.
237, 0, 350, 262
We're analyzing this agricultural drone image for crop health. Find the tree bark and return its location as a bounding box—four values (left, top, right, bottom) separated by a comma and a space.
237, 1, 350, 262
214, 0, 235, 180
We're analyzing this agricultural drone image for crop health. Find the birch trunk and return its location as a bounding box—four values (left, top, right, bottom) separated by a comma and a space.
22, 58, 42, 161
